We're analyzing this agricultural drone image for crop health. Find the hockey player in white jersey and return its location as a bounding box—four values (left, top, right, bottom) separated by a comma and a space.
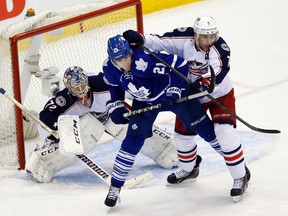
25, 66, 179, 183
123, 15, 250, 202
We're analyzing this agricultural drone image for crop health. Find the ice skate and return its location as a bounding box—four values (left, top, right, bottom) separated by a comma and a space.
230, 174, 249, 202
104, 185, 121, 208
167, 155, 202, 185
230, 165, 251, 202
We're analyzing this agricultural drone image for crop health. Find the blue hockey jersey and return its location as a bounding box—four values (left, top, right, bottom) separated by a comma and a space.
103, 47, 189, 105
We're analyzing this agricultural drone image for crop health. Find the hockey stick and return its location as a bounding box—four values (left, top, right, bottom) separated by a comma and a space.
123, 45, 215, 118
205, 95, 280, 134
0, 87, 153, 188
139, 45, 281, 134
140, 44, 215, 94
77, 154, 153, 189
123, 90, 209, 118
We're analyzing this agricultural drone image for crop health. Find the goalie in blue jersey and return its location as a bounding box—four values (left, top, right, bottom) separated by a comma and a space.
103, 35, 220, 207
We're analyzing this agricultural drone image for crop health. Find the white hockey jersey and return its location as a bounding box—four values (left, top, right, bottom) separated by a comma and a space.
144, 27, 233, 104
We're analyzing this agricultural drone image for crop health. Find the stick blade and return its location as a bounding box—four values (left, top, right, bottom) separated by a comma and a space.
124, 172, 154, 189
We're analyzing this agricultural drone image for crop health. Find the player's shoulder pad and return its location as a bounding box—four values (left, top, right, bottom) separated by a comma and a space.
47, 88, 74, 110
213, 37, 231, 54
102, 59, 121, 86
133, 47, 151, 62
162, 27, 194, 37
88, 73, 109, 92
54, 88, 70, 99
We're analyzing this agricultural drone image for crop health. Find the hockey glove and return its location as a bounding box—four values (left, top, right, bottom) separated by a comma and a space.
189, 78, 211, 93
162, 87, 181, 109
123, 30, 144, 47
107, 100, 129, 125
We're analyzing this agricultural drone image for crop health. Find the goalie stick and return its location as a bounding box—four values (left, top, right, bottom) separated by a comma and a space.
0, 87, 153, 188
140, 45, 281, 134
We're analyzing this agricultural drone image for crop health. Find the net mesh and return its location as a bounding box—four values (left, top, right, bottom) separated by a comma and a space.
0, 0, 140, 169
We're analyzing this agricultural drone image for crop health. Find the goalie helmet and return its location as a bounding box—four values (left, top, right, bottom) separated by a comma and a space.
107, 35, 131, 61
63, 66, 89, 97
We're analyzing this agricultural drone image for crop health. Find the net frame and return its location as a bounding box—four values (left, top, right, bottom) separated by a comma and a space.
0, 0, 143, 169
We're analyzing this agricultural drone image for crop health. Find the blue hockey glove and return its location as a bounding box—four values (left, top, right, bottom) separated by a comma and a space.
123, 30, 144, 47
162, 87, 181, 109
190, 78, 211, 93
107, 100, 129, 125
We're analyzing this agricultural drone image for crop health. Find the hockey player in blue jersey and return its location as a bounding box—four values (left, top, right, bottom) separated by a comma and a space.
122, 15, 250, 202
103, 35, 221, 207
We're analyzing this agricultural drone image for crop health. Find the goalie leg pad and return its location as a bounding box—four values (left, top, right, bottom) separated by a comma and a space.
25, 139, 77, 183
141, 125, 178, 169
26, 113, 106, 183
105, 119, 178, 169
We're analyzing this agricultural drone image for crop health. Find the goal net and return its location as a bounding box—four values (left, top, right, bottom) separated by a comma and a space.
0, 0, 143, 169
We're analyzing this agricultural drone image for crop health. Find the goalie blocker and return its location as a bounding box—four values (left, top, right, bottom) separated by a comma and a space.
26, 113, 178, 183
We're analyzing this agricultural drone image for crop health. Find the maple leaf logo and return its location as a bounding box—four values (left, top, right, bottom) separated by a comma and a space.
135, 58, 148, 72
127, 83, 150, 99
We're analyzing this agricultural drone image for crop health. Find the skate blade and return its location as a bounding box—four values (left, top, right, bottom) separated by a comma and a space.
166, 178, 197, 186
106, 206, 112, 212
232, 191, 247, 202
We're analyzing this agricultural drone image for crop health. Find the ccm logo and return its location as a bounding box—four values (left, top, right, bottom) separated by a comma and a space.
41, 146, 58, 156
73, 120, 81, 144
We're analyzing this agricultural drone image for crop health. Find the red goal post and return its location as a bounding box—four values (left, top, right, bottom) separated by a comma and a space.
0, 0, 143, 170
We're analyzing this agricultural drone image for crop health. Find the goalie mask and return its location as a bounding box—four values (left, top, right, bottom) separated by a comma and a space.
63, 66, 89, 98
193, 15, 219, 51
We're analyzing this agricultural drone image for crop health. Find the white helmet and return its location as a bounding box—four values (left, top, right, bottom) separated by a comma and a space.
193, 15, 219, 36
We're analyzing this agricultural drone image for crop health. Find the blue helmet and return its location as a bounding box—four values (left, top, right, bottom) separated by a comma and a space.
107, 35, 131, 61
